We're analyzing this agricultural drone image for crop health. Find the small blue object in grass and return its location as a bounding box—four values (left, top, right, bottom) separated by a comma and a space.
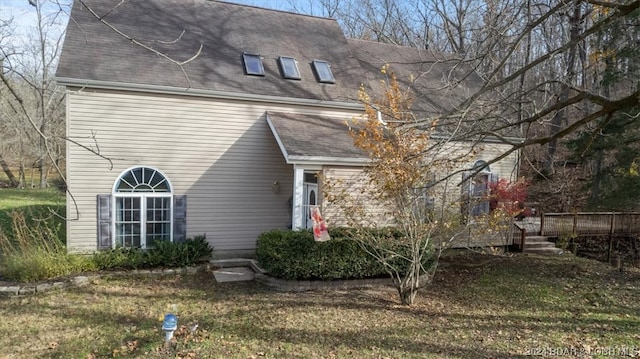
162, 313, 178, 342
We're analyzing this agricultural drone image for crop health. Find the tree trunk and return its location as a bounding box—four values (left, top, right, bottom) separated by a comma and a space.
38, 158, 48, 188
545, 3, 582, 172
396, 255, 422, 306
588, 153, 603, 208
397, 280, 419, 306
0, 154, 19, 187
18, 162, 25, 189
38, 118, 48, 188
398, 287, 418, 305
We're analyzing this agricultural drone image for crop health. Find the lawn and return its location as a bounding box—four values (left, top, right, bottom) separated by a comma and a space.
0, 188, 66, 242
1, 253, 638, 358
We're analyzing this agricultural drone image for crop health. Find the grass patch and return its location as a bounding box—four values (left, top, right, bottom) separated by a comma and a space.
0, 209, 92, 282
1, 253, 638, 358
0, 188, 73, 282
0, 188, 65, 243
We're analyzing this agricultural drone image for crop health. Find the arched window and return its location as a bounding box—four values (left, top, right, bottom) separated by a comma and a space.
112, 167, 173, 248
114, 167, 171, 193
472, 160, 490, 173
97, 167, 186, 250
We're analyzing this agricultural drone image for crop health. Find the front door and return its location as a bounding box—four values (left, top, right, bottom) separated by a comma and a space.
304, 183, 318, 229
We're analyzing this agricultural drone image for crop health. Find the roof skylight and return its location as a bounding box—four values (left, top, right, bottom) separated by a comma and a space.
312, 60, 335, 83
243, 53, 265, 76
278, 56, 301, 80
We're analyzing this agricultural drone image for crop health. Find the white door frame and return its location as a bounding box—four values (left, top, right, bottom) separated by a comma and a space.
291, 165, 321, 230
304, 183, 318, 229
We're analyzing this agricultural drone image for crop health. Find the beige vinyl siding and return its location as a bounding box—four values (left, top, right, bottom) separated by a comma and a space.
475, 142, 520, 180
320, 141, 520, 248
321, 166, 394, 227
429, 140, 519, 214
66, 88, 361, 253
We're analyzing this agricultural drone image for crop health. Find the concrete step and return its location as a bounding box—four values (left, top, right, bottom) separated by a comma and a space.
524, 240, 557, 249
524, 235, 550, 241
212, 267, 255, 282
524, 246, 564, 255
522, 236, 563, 255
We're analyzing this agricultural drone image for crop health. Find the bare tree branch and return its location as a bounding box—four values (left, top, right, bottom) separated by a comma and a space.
76, 0, 203, 87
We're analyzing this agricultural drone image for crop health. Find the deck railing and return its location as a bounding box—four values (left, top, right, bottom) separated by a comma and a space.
512, 222, 526, 251
540, 212, 640, 237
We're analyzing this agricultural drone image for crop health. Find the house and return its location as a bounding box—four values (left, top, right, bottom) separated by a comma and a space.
56, 0, 520, 257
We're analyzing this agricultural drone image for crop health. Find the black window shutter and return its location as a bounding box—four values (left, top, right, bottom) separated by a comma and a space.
173, 195, 187, 243
96, 194, 112, 250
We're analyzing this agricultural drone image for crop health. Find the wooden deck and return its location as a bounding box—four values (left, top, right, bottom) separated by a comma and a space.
448, 222, 514, 249
512, 212, 640, 253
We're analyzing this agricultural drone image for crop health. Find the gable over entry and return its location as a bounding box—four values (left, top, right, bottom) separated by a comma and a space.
265, 112, 369, 229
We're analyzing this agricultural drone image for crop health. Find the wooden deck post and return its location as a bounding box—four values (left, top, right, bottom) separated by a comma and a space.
607, 214, 615, 263
539, 212, 544, 236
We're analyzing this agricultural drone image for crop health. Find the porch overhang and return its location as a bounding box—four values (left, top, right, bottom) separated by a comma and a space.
266, 112, 369, 166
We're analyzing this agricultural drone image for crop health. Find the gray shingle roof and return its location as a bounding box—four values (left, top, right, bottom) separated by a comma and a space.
57, 0, 483, 110
347, 39, 483, 116
266, 112, 367, 162
56, 0, 494, 161
56, 0, 364, 103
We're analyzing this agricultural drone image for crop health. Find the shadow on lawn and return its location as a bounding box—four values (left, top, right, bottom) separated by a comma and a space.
43, 280, 636, 357
15, 299, 535, 358
3, 254, 638, 358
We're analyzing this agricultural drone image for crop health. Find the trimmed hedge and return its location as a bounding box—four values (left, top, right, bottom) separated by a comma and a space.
256, 228, 435, 280
92, 235, 212, 270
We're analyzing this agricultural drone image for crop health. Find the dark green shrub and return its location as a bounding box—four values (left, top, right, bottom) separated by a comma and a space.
256, 228, 434, 280
147, 235, 212, 267
92, 247, 146, 270
92, 235, 212, 270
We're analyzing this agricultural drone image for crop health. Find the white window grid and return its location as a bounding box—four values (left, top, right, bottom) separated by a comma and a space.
114, 193, 173, 249
112, 167, 173, 249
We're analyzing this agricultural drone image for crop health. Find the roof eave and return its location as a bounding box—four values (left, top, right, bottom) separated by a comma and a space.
265, 114, 290, 163
286, 155, 369, 166
55, 77, 365, 111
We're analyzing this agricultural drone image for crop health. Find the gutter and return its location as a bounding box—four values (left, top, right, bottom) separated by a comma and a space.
286, 155, 369, 166
430, 133, 525, 144
55, 77, 365, 111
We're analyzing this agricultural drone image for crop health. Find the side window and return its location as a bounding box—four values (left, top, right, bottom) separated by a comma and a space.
462, 161, 498, 220
96, 167, 186, 249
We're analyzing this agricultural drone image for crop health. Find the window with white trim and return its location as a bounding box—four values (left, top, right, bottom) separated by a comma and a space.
112, 167, 173, 248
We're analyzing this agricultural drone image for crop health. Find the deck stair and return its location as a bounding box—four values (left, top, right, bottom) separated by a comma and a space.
523, 236, 562, 255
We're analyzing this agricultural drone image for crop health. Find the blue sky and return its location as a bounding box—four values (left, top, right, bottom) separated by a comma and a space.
1, 0, 71, 48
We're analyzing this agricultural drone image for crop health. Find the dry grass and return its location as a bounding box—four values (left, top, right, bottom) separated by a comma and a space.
0, 188, 65, 243
0, 253, 639, 358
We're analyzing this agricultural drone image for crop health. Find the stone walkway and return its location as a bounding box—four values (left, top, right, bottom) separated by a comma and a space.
0, 266, 204, 297
212, 267, 255, 282
210, 258, 395, 291
1, 260, 395, 297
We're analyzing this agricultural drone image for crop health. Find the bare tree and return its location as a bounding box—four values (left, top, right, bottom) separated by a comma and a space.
324, 70, 471, 305
0, 0, 67, 188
